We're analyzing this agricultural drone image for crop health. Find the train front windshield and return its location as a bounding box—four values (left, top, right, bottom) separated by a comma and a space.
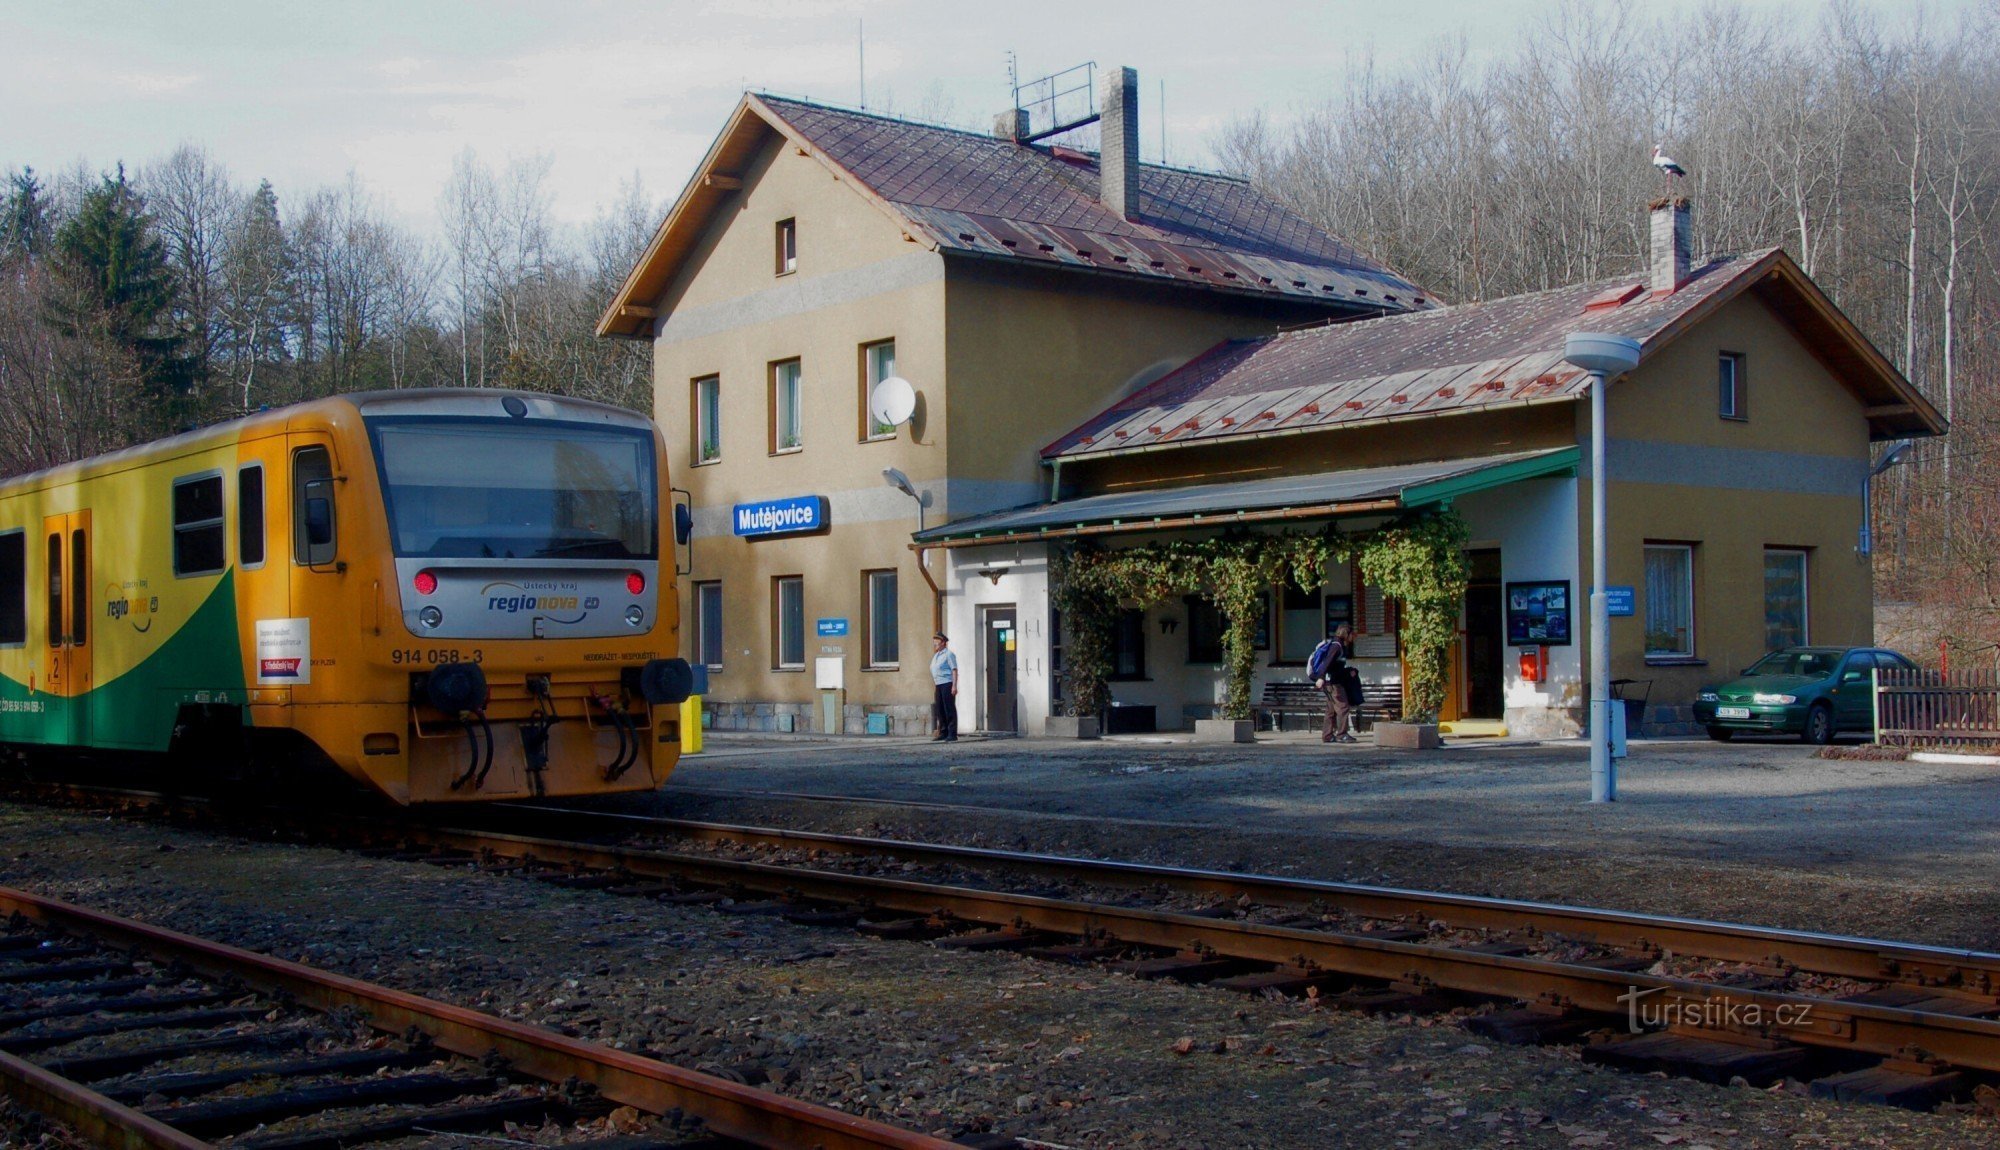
368, 418, 658, 560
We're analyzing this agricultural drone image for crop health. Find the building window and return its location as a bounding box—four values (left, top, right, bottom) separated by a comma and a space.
1277, 584, 1322, 662
775, 218, 797, 275
0, 532, 22, 646
237, 465, 265, 567
693, 375, 721, 464
1644, 543, 1696, 658
1351, 562, 1400, 659
771, 359, 802, 453
1110, 608, 1146, 679
1764, 549, 1808, 651
1185, 594, 1224, 664
694, 581, 723, 670
68, 529, 85, 647
172, 472, 226, 577
1719, 352, 1746, 420
772, 575, 804, 669
861, 339, 897, 440
864, 569, 899, 668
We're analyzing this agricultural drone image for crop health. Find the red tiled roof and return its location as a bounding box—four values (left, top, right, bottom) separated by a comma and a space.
601, 95, 1436, 338
1042, 249, 1941, 458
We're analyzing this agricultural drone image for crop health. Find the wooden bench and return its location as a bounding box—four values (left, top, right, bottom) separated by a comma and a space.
1252, 680, 1404, 733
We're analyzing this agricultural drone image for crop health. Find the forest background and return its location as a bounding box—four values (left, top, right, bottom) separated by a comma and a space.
0, 2, 1993, 651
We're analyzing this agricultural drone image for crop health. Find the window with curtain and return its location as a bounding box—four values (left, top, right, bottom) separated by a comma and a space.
1764, 549, 1808, 650
694, 375, 720, 463
694, 581, 723, 669
862, 340, 897, 440
773, 576, 804, 668
771, 359, 802, 452
1277, 584, 1321, 662
1644, 544, 1695, 657
865, 569, 899, 668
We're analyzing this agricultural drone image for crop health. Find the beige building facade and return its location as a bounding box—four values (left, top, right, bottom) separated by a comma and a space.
604, 84, 1411, 733
604, 83, 1939, 740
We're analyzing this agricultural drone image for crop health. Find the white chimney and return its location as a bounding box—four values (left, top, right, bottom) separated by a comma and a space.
993, 108, 1029, 143
1100, 66, 1139, 221
1650, 197, 1691, 295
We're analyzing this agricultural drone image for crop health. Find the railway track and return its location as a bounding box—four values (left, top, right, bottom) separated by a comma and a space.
0, 884, 960, 1150
10, 780, 2000, 1116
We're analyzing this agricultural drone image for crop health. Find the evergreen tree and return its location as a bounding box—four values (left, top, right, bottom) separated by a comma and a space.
0, 168, 51, 264
48, 166, 190, 429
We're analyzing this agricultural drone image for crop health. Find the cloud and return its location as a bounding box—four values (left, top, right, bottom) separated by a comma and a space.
377, 56, 427, 77
118, 72, 201, 96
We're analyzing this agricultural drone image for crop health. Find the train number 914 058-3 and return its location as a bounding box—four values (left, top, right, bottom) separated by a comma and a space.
390, 648, 484, 666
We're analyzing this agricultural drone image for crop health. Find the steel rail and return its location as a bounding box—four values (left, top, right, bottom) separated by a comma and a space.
495, 803, 2000, 994
0, 886, 956, 1150
0, 1047, 210, 1150
379, 822, 2000, 1075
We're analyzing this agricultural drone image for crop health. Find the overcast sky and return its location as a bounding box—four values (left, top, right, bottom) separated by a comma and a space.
1, 0, 1977, 233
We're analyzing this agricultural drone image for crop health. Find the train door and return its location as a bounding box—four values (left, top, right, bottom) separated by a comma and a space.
41, 511, 91, 746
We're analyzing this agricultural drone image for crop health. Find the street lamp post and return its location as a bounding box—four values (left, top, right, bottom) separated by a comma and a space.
1563, 333, 1642, 804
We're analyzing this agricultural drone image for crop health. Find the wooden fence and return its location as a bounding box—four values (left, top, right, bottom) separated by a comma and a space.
1875, 667, 2000, 749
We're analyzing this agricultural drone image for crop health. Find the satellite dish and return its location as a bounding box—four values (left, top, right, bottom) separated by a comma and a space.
867, 376, 917, 428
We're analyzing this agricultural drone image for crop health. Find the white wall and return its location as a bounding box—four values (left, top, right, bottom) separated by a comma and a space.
1455, 476, 1582, 736
942, 545, 1052, 732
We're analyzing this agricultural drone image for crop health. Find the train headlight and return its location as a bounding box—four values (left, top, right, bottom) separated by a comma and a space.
624, 604, 646, 627
418, 606, 444, 629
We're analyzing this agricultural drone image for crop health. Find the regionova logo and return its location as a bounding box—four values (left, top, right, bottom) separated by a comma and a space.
105, 580, 158, 633
480, 580, 588, 623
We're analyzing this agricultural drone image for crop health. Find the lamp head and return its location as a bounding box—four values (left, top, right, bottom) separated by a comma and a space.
1872, 440, 1914, 477
1563, 332, 1642, 377
881, 467, 918, 500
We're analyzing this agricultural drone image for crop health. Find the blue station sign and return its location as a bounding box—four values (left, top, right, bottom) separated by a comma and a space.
816, 618, 849, 637
1602, 586, 1636, 617
733, 495, 828, 538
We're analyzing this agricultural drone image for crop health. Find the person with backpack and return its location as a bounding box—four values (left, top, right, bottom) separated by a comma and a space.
1308, 622, 1357, 743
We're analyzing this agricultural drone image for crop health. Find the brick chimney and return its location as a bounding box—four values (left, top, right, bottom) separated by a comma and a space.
1650, 196, 1691, 296
1100, 66, 1139, 221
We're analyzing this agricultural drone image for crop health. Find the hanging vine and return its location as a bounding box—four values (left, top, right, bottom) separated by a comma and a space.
1050, 508, 1470, 725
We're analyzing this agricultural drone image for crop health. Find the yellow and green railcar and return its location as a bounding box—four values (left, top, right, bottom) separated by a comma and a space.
0, 389, 694, 803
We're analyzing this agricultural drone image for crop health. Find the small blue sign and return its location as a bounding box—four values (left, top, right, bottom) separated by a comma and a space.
816, 618, 849, 637
732, 495, 827, 538
1603, 586, 1636, 617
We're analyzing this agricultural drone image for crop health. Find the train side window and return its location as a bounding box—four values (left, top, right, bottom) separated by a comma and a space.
69, 529, 86, 647
45, 534, 60, 647
172, 473, 226, 577
0, 532, 23, 646
238, 464, 266, 568
293, 446, 337, 567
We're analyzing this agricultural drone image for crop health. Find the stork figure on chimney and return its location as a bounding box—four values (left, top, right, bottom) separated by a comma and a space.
1651, 143, 1687, 191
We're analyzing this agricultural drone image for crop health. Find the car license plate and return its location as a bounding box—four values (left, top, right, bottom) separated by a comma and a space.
1717, 706, 1751, 719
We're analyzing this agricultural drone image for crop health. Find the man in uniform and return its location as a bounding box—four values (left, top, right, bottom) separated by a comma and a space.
930, 631, 959, 742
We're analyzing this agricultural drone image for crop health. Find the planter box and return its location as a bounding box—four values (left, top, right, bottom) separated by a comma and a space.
1195, 718, 1255, 743
1374, 721, 1441, 750
1042, 715, 1101, 739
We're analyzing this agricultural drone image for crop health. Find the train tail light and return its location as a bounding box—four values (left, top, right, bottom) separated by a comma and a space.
625, 571, 646, 595
414, 570, 438, 595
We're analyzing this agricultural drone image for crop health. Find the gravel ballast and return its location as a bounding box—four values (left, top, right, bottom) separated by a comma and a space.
0, 800, 1995, 1148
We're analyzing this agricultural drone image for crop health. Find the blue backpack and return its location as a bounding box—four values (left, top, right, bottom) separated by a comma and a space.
1306, 638, 1337, 681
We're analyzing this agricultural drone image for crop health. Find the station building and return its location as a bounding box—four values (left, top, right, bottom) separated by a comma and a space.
601, 71, 1941, 739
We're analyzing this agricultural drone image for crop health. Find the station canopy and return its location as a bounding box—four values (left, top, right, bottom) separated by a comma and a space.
913, 447, 1578, 549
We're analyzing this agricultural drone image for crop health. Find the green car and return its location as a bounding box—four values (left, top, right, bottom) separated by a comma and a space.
1692, 646, 1917, 744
